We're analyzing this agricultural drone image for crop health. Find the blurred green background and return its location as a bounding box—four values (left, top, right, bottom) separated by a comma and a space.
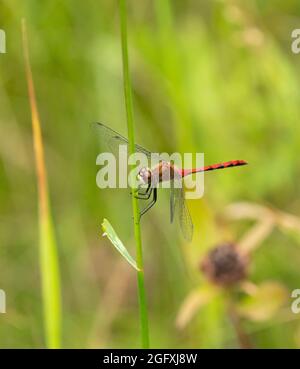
1, 0, 300, 348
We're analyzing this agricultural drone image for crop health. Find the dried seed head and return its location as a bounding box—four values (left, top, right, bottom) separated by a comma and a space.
201, 243, 248, 287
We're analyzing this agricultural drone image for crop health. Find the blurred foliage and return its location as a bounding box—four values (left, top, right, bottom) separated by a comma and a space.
1, 0, 300, 348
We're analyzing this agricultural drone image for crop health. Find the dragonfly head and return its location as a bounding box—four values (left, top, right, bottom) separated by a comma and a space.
137, 167, 152, 185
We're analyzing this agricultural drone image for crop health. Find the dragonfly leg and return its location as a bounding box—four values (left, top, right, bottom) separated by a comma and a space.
136, 187, 153, 200
133, 183, 152, 199
139, 182, 152, 194
139, 188, 157, 218
136, 189, 153, 200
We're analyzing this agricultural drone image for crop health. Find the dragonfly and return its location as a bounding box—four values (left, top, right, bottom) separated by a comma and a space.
94, 122, 247, 241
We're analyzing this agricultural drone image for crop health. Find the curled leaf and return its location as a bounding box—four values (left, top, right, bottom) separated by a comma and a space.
101, 218, 140, 271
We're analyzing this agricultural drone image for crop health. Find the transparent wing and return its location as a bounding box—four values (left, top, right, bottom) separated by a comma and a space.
172, 186, 194, 242
170, 181, 176, 223
92, 122, 152, 158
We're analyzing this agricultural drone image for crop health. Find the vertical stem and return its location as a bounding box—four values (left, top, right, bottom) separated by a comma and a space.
228, 301, 252, 349
118, 0, 150, 348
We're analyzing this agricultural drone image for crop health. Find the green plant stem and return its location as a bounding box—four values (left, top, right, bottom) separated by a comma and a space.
119, 0, 150, 348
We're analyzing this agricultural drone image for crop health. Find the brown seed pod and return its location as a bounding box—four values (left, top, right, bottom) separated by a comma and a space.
200, 243, 248, 287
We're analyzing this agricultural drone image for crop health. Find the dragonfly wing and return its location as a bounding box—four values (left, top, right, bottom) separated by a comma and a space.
93, 122, 152, 158
170, 181, 176, 223
174, 187, 193, 242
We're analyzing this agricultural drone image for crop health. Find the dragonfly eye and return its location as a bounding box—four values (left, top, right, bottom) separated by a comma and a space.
138, 167, 151, 185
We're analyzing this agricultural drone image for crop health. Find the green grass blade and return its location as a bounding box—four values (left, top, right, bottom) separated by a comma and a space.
40, 213, 62, 348
22, 19, 62, 349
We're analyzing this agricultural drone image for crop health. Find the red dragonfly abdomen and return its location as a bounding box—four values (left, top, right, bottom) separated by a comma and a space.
182, 159, 247, 177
